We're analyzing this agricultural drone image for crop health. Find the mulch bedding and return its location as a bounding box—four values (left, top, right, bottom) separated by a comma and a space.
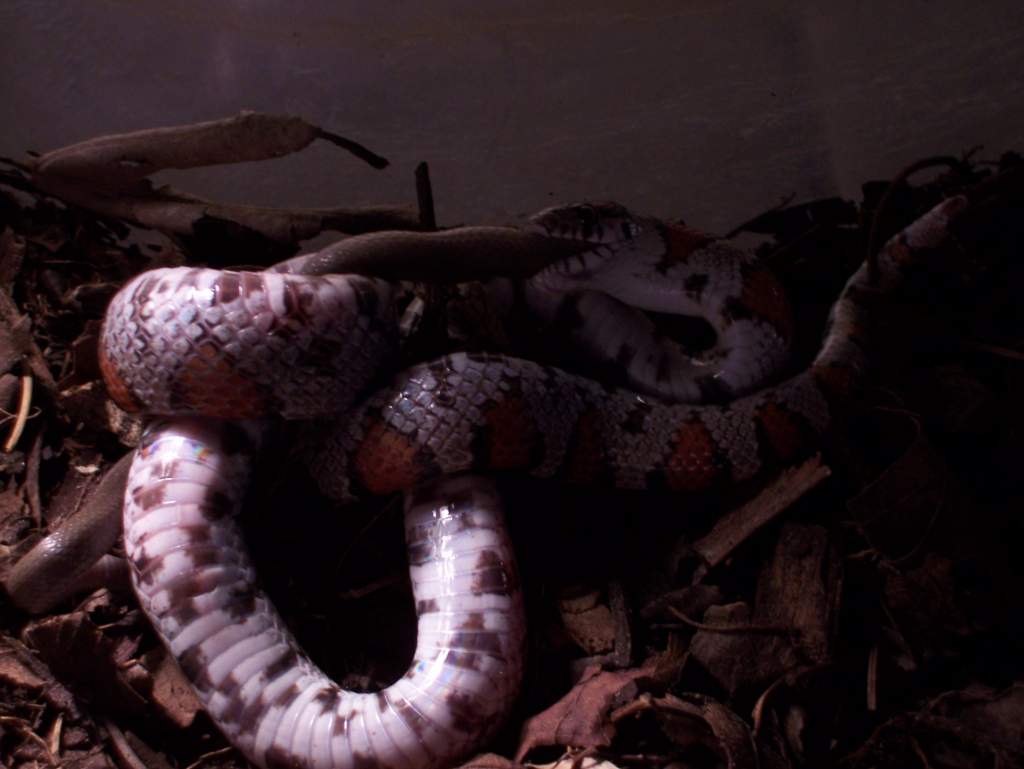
0, 130, 1023, 769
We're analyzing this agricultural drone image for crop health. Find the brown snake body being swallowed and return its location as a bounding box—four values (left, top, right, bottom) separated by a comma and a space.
89, 196, 968, 769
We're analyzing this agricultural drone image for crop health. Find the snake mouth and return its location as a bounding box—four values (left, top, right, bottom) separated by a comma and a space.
646, 310, 718, 355
529, 201, 640, 243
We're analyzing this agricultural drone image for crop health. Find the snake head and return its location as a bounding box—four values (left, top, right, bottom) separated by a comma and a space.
529, 201, 643, 244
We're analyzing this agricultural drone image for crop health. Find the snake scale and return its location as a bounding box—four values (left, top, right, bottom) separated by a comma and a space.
96, 196, 967, 769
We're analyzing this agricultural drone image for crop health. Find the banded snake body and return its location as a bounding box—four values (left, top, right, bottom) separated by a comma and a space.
95, 196, 968, 769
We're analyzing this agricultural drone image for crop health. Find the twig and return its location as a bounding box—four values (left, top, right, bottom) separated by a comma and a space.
183, 747, 235, 769
316, 128, 389, 169
610, 692, 654, 722
909, 734, 936, 769
0, 716, 57, 766
24, 429, 43, 525
608, 580, 632, 667
411, 161, 447, 352
666, 605, 792, 635
45, 713, 62, 760
690, 455, 831, 577
751, 674, 789, 738
750, 663, 829, 738
101, 719, 156, 769
3, 374, 32, 452
415, 161, 437, 230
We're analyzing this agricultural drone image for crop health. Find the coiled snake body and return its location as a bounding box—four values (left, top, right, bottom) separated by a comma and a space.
98, 197, 967, 769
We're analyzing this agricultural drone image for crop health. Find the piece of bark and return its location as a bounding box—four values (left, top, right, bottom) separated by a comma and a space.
690, 457, 830, 579
140, 648, 203, 730
689, 524, 839, 695
28, 111, 387, 186
687, 602, 764, 694
559, 587, 617, 656
753, 523, 841, 670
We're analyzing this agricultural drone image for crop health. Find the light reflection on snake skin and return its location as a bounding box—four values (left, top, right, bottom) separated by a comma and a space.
101, 197, 967, 769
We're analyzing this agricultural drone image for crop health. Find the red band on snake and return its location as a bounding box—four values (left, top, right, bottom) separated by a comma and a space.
98, 196, 967, 769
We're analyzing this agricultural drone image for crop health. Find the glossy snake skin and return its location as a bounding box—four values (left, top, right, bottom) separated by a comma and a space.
124, 425, 522, 769
100, 196, 968, 769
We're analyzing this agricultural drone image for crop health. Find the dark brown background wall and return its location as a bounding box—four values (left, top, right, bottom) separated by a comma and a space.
2, 1, 1022, 233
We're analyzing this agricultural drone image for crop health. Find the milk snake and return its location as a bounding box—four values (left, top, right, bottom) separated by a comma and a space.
93, 195, 967, 769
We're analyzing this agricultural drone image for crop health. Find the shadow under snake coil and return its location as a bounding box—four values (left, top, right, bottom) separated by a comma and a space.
98, 196, 968, 769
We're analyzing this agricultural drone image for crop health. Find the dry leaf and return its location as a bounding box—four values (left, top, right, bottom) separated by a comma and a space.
515, 662, 657, 762
655, 693, 759, 769
22, 611, 147, 715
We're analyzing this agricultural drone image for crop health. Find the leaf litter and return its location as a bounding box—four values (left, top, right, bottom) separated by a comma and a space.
0, 117, 1021, 769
